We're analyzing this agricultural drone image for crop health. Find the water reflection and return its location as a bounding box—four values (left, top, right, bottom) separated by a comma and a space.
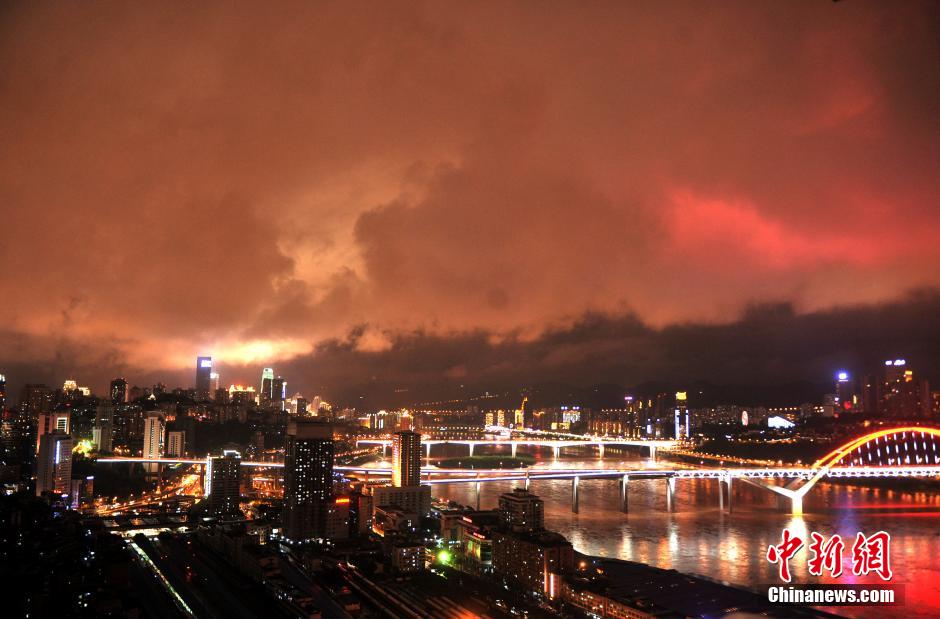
426, 447, 940, 618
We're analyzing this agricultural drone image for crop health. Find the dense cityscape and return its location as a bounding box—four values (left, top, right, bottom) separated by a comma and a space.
1, 355, 938, 617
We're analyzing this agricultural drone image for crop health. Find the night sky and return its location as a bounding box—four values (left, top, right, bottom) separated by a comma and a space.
1, 1, 939, 403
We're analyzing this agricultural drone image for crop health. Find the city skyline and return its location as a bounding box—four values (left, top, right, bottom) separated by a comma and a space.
2, 1, 940, 401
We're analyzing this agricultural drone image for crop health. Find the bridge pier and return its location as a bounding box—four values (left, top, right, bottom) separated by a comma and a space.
598, 444, 605, 458
790, 495, 803, 516
553, 446, 560, 460
425, 442, 431, 461
468, 443, 475, 458
665, 477, 676, 511
511, 442, 517, 458
524, 470, 530, 491
649, 446, 657, 461
619, 474, 629, 512
384, 443, 390, 457
475, 480, 481, 511
572, 476, 580, 513
719, 475, 732, 513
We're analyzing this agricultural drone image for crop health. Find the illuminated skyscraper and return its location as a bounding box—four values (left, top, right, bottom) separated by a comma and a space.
142, 412, 165, 476
673, 391, 690, 439
109, 377, 128, 405
206, 449, 242, 516
36, 430, 72, 497
272, 376, 287, 410
290, 393, 308, 416
282, 419, 334, 541
392, 430, 421, 487
835, 371, 858, 412
36, 410, 70, 453
195, 356, 213, 400
260, 367, 275, 402
209, 372, 221, 397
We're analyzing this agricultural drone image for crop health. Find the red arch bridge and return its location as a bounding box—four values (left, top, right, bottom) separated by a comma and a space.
97, 426, 940, 515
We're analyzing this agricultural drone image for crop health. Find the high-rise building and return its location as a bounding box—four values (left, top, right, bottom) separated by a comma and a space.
109, 378, 128, 405
195, 356, 213, 400
36, 430, 72, 498
498, 488, 544, 533
272, 377, 287, 411
260, 368, 275, 402
861, 373, 880, 415
835, 371, 859, 413
371, 484, 432, 520
209, 372, 221, 397
0, 373, 6, 410
20, 384, 53, 421
492, 528, 573, 597
93, 403, 114, 453
290, 393, 308, 416
392, 430, 421, 487
36, 410, 70, 453
881, 359, 931, 418
228, 384, 256, 406
492, 488, 571, 597
166, 430, 186, 457
206, 449, 242, 516
1, 407, 31, 462
673, 391, 690, 439
282, 419, 334, 541
112, 403, 143, 447
142, 412, 165, 476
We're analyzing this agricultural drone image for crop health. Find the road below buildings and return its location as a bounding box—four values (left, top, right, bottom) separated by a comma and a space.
144, 534, 292, 619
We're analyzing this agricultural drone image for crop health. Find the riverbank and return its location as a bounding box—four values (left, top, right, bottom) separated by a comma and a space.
576, 554, 841, 618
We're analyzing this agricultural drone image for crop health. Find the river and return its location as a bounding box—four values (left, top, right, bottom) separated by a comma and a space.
392, 446, 940, 618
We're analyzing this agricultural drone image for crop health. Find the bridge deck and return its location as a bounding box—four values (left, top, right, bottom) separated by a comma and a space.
95, 457, 940, 481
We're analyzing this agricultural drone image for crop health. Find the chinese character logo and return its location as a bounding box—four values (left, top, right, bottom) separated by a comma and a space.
767, 529, 892, 583
808, 532, 844, 578
852, 531, 893, 581
767, 528, 804, 583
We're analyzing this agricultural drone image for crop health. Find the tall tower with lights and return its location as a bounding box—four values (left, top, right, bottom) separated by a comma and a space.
392, 430, 422, 487
195, 356, 212, 400
282, 419, 334, 541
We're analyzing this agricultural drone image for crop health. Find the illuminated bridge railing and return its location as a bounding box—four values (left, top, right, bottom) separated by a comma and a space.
815, 428, 940, 468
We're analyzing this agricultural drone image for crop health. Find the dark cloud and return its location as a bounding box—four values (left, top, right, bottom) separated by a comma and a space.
3, 289, 940, 406
273, 290, 940, 407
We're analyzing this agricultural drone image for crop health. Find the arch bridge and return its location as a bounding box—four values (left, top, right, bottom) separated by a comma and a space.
738, 426, 940, 514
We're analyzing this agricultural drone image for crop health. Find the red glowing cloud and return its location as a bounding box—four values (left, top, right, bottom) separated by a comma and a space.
0, 1, 938, 387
